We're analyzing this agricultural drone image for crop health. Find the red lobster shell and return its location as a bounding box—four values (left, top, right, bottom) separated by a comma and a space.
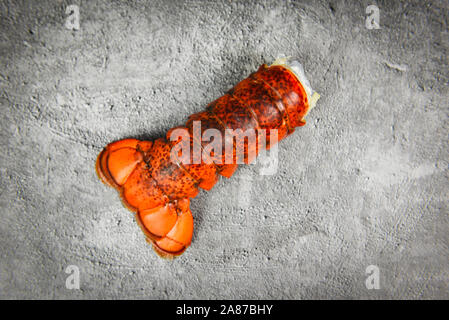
96, 58, 319, 257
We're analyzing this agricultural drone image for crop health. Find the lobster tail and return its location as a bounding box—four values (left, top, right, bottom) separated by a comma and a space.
96, 58, 319, 258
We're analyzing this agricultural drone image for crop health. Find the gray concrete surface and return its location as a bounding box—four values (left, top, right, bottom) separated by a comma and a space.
0, 0, 448, 299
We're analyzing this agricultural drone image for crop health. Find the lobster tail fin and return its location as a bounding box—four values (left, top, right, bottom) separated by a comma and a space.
96, 139, 152, 188
137, 198, 194, 258
96, 138, 194, 258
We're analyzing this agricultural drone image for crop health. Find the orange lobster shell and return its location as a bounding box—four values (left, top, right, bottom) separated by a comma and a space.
96, 59, 318, 258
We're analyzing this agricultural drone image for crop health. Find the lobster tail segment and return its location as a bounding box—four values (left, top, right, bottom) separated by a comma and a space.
270, 56, 320, 120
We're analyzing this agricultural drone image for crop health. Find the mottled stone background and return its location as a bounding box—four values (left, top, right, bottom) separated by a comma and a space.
0, 0, 447, 299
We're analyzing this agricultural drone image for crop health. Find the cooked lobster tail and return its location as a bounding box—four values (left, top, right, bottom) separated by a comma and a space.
96, 58, 319, 258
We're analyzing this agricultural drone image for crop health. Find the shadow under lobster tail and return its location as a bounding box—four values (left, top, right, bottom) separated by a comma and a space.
96, 138, 194, 258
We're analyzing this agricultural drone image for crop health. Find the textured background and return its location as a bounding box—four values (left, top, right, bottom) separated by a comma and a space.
0, 0, 448, 299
